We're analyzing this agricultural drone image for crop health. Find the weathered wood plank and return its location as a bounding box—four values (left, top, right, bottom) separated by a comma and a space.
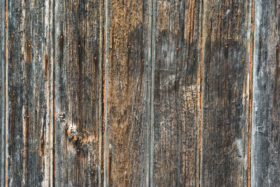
252, 0, 280, 186
0, 0, 7, 186
54, 0, 102, 186
104, 0, 152, 186
201, 0, 252, 186
6, 0, 54, 186
152, 0, 202, 186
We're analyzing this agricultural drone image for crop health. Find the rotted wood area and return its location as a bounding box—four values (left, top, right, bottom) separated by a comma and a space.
0, 0, 279, 186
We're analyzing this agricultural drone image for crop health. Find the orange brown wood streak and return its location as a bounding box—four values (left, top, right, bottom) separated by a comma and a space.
27, 41, 32, 64
248, 0, 255, 186
198, 46, 203, 187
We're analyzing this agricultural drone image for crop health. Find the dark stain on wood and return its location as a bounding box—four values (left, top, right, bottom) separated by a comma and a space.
274, 44, 279, 109
40, 129, 45, 157
27, 41, 32, 64
257, 37, 262, 75
202, 0, 251, 186
44, 55, 49, 80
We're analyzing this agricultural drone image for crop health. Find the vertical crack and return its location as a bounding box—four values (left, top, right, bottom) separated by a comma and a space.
4, 0, 8, 186
197, 0, 206, 186
52, 0, 56, 186
103, 0, 109, 185
98, 0, 104, 187
0, 0, 7, 186
148, 0, 156, 186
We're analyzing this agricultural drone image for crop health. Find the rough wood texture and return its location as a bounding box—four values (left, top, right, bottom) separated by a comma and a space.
0, 0, 6, 186
1, 0, 280, 186
201, 0, 252, 186
5, 1, 53, 186
104, 0, 151, 186
153, 0, 202, 186
54, 0, 102, 186
252, 0, 280, 186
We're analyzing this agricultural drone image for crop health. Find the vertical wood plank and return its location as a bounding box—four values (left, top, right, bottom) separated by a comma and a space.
54, 0, 102, 186
0, 0, 7, 186
104, 0, 152, 186
6, 0, 54, 186
201, 0, 252, 186
252, 0, 280, 186
152, 0, 203, 186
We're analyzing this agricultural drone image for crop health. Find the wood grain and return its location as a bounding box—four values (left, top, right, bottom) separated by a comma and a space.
54, 0, 102, 186
0, 0, 7, 186
1, 0, 280, 186
252, 0, 280, 186
104, 0, 152, 186
201, 0, 252, 186
4, 0, 53, 186
152, 0, 202, 186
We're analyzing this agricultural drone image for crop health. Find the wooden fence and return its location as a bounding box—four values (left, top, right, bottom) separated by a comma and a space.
0, 0, 279, 186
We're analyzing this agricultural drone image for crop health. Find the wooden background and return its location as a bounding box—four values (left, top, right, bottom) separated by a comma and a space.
0, 0, 279, 186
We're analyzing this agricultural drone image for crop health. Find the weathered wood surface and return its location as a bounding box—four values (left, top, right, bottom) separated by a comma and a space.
201, 0, 252, 186
153, 0, 201, 186
104, 0, 151, 186
252, 0, 280, 186
0, 0, 6, 186
54, 0, 102, 186
3, 1, 53, 186
0, 0, 279, 186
